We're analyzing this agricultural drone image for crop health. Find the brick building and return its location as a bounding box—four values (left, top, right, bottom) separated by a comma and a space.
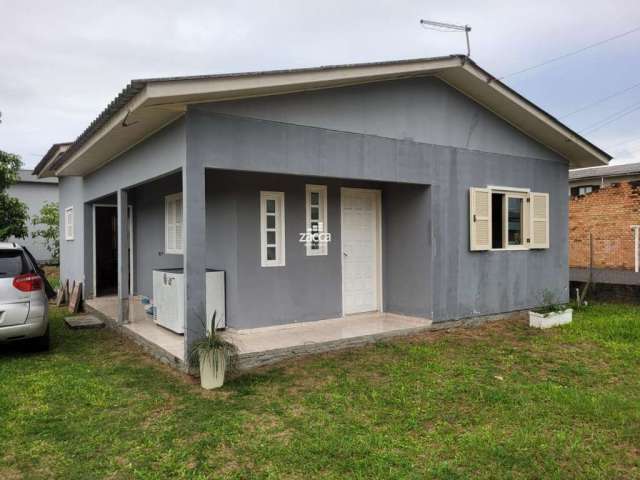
569, 162, 640, 276
569, 182, 640, 270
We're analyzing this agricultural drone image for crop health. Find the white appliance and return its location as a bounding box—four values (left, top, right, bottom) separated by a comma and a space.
152, 268, 225, 334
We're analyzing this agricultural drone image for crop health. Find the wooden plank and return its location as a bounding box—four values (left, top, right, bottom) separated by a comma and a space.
68, 282, 82, 314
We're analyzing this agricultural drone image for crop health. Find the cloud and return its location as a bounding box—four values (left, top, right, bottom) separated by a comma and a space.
1, 0, 639, 166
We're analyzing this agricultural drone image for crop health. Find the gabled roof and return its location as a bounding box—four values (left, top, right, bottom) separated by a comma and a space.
38, 55, 611, 177
16, 169, 58, 184
33, 142, 72, 178
569, 161, 640, 181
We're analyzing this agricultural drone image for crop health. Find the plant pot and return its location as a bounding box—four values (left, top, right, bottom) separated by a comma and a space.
198, 349, 226, 389
529, 308, 573, 329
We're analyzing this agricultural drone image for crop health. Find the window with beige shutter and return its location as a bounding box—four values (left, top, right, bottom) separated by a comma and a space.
469, 188, 491, 251
469, 187, 549, 251
529, 192, 550, 249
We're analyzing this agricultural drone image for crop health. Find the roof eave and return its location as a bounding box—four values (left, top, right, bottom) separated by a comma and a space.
54, 55, 611, 176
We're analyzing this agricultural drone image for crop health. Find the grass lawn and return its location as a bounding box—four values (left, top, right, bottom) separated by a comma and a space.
1, 304, 640, 479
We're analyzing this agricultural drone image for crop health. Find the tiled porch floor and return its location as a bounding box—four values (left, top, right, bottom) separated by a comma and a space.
85, 296, 184, 361
222, 312, 433, 368
85, 296, 432, 370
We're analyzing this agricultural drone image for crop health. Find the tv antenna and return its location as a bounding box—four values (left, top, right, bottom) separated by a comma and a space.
419, 19, 472, 57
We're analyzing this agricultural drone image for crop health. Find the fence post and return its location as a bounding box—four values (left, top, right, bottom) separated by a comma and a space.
632, 225, 640, 273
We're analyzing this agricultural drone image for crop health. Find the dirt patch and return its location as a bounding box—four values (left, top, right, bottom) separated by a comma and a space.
0, 467, 23, 480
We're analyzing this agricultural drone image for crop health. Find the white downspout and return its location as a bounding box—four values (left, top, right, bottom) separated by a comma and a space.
632, 225, 640, 273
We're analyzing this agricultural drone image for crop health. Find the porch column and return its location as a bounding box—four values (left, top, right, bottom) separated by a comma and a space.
117, 189, 130, 324
182, 158, 207, 363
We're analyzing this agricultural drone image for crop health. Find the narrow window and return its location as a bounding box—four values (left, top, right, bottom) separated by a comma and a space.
65, 207, 74, 240
261, 191, 285, 267
306, 185, 328, 256
491, 193, 504, 249
165, 193, 183, 254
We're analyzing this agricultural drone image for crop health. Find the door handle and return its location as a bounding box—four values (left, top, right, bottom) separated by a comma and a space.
343, 252, 348, 257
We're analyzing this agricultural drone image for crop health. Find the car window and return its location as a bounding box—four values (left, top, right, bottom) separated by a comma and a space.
0, 250, 30, 278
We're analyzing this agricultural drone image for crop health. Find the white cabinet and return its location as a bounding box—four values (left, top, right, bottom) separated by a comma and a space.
152, 269, 225, 334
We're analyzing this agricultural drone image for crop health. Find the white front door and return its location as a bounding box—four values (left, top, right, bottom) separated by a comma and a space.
341, 188, 381, 315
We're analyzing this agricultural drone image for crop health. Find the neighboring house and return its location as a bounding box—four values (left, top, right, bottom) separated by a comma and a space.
7, 169, 60, 263
569, 162, 640, 197
569, 162, 640, 287
34, 55, 609, 367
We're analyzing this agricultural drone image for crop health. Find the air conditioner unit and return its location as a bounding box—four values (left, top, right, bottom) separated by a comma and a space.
152, 268, 225, 334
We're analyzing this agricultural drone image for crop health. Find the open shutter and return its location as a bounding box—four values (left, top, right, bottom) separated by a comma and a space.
469, 187, 491, 251
175, 196, 183, 252
529, 192, 549, 249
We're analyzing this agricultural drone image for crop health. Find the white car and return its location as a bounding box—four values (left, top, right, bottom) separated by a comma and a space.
0, 242, 50, 350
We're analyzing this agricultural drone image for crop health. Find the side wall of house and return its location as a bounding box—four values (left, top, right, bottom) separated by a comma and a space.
57, 118, 186, 296
58, 176, 85, 286
7, 181, 59, 262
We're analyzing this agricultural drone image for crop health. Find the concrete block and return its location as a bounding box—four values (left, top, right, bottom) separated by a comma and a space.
64, 315, 105, 330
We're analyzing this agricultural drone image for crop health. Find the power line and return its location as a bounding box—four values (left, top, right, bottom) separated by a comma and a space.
579, 100, 640, 135
499, 25, 640, 80
560, 81, 640, 119
607, 135, 640, 150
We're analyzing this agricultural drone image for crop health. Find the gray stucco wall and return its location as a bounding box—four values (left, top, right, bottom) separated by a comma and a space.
200, 76, 558, 162
187, 77, 569, 323
7, 179, 59, 262
58, 176, 84, 285
204, 171, 432, 329
83, 117, 185, 202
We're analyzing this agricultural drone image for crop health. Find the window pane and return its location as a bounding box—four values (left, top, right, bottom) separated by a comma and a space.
266, 199, 276, 213
310, 221, 319, 249
507, 197, 523, 245
267, 214, 275, 229
0, 251, 29, 278
311, 206, 319, 220
310, 192, 320, 206
267, 246, 276, 260
267, 231, 276, 245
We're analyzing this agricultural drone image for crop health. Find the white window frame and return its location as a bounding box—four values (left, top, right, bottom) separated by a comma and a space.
165, 193, 183, 255
470, 185, 549, 252
305, 184, 328, 256
64, 207, 74, 241
260, 191, 285, 267
496, 190, 530, 251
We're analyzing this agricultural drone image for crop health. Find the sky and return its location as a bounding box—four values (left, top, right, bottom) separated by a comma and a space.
1, 0, 640, 169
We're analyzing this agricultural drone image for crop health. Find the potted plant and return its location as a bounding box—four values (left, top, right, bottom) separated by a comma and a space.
189, 311, 237, 389
529, 289, 573, 329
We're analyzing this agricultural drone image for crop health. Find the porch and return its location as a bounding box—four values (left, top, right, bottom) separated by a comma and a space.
85, 294, 432, 372
85, 296, 185, 368
83, 168, 432, 372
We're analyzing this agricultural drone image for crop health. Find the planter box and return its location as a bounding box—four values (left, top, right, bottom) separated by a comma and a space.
529, 308, 573, 329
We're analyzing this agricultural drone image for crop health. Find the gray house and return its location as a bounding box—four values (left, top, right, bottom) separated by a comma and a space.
8, 169, 59, 263
34, 55, 610, 369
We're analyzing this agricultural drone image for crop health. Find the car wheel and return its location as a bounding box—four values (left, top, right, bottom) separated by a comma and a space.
29, 324, 50, 352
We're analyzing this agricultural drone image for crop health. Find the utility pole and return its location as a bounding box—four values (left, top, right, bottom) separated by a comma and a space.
419, 19, 472, 57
